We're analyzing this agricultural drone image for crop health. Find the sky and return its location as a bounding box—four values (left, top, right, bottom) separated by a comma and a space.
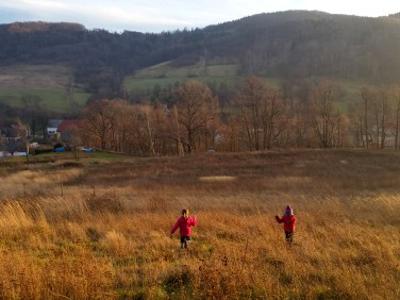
0, 0, 399, 32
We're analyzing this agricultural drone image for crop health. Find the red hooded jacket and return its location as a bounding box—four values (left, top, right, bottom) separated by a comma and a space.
171, 216, 197, 237
276, 215, 296, 233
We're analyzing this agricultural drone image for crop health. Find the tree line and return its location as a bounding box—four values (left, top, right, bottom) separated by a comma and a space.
77, 77, 400, 156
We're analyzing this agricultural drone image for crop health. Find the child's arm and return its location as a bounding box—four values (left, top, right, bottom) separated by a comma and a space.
170, 219, 180, 235
292, 216, 297, 227
275, 215, 283, 223
189, 216, 198, 227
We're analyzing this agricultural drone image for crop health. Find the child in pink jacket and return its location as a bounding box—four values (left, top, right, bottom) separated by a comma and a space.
171, 209, 198, 249
275, 205, 297, 244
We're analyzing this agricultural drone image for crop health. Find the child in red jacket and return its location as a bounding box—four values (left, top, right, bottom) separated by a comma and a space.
275, 205, 296, 244
171, 209, 198, 249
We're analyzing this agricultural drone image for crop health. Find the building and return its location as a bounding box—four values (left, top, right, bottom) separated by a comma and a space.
0, 123, 29, 156
47, 119, 63, 136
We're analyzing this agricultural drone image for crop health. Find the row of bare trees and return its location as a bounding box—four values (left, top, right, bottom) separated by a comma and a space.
80, 81, 219, 155
78, 77, 400, 156
351, 87, 400, 149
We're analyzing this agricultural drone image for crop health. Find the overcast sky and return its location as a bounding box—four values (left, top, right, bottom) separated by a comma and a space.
0, 0, 399, 32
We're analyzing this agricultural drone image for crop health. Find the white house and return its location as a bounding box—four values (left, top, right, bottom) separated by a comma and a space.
47, 119, 63, 136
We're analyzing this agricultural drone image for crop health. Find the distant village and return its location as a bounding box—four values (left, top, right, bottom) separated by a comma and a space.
0, 119, 91, 158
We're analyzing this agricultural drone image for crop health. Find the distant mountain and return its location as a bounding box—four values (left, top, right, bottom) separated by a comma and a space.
1, 10, 400, 98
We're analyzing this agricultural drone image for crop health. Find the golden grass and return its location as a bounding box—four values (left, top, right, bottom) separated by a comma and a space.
0, 150, 399, 299
198, 176, 237, 182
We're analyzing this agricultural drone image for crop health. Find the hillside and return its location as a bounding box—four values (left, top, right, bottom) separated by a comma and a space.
123, 60, 366, 109
1, 10, 400, 109
0, 64, 90, 113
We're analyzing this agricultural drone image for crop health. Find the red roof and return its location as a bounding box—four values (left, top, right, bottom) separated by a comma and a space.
57, 120, 81, 132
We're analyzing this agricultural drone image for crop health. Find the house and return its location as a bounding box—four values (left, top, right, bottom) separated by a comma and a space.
0, 136, 28, 157
0, 151, 11, 158
0, 122, 29, 156
0, 142, 9, 158
0, 123, 29, 143
47, 119, 63, 136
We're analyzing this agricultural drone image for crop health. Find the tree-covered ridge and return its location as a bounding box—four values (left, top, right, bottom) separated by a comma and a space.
1, 10, 400, 97
5, 21, 85, 33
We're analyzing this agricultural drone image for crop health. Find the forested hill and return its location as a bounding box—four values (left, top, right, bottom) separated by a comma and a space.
1, 10, 400, 97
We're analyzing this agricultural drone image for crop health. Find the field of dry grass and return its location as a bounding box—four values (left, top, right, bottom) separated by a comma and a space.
0, 150, 399, 299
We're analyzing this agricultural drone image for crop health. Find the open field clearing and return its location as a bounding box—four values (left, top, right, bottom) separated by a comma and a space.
0, 87, 89, 112
123, 62, 281, 94
0, 150, 399, 299
0, 65, 74, 89
0, 64, 90, 112
123, 61, 366, 110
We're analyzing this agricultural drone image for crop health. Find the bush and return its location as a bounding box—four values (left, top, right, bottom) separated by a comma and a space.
163, 266, 192, 296
86, 192, 124, 214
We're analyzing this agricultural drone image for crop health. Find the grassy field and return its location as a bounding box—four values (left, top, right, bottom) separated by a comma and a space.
124, 62, 282, 94
0, 64, 90, 113
0, 151, 128, 166
0, 150, 399, 299
124, 61, 367, 112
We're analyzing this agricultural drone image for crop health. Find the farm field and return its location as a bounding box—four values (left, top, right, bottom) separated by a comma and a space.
123, 61, 367, 110
123, 62, 281, 94
0, 62, 366, 113
0, 150, 399, 299
0, 64, 90, 112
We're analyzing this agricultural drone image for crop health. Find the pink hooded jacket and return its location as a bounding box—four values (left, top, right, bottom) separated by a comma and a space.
275, 206, 296, 233
171, 216, 197, 237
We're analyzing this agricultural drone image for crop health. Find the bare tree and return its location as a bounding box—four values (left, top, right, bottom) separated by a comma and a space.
81, 100, 114, 150
348, 100, 365, 148
261, 86, 284, 150
394, 88, 400, 150
361, 88, 372, 149
379, 90, 388, 149
171, 105, 185, 156
175, 80, 218, 153
309, 82, 343, 148
236, 76, 265, 151
237, 77, 294, 150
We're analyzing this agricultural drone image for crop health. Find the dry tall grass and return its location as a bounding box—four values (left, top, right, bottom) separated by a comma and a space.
0, 150, 399, 299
